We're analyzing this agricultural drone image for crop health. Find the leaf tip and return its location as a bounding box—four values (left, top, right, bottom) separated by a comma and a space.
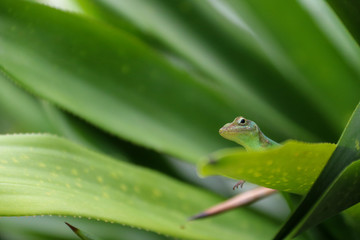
187, 212, 210, 221
65, 222, 79, 233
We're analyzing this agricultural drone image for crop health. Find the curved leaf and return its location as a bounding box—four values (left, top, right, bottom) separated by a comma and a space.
295, 159, 360, 234
0, 216, 169, 240
345, 202, 360, 231
77, 0, 329, 141
0, 0, 229, 162
0, 134, 279, 240
0, 0, 317, 165
275, 102, 360, 239
199, 141, 336, 194
327, 0, 360, 45
224, 0, 360, 131
0, 69, 54, 133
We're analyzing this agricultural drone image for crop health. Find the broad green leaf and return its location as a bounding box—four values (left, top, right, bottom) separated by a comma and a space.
275, 102, 360, 239
0, 0, 233, 163
0, 134, 280, 240
345, 202, 360, 232
0, 68, 54, 133
0, 0, 318, 162
0, 216, 169, 240
299, 0, 360, 82
294, 159, 360, 234
326, 0, 360, 45
77, 0, 331, 141
41, 102, 129, 160
41, 101, 191, 183
224, 0, 360, 130
0, 70, 176, 181
199, 141, 336, 195
0, 67, 187, 185
0, 71, 131, 165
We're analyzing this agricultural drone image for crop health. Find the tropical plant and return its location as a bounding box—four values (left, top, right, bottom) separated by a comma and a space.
0, 0, 359, 239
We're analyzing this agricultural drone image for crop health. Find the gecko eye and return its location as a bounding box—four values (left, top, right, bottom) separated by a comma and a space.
237, 118, 246, 125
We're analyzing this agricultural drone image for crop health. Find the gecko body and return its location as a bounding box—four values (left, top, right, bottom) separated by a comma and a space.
189, 116, 278, 220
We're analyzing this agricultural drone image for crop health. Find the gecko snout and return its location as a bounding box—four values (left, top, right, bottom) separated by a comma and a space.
219, 123, 231, 136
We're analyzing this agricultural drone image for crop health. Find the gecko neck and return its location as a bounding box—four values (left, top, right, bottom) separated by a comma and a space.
243, 131, 279, 151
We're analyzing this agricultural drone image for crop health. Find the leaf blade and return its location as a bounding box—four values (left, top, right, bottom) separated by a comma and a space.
295, 159, 360, 234
0, 134, 279, 240
77, 0, 329, 141
275, 102, 360, 239
200, 141, 336, 194
0, 0, 318, 165
0, 0, 235, 162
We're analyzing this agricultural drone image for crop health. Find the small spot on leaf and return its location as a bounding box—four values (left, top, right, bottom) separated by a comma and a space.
38, 162, 46, 168
71, 169, 78, 176
97, 176, 103, 183
120, 184, 128, 191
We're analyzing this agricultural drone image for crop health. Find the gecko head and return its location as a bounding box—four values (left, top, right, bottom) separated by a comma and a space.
219, 116, 260, 149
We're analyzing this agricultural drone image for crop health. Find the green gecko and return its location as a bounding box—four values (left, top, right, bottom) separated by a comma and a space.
189, 116, 278, 220
219, 116, 279, 150
220, 116, 279, 189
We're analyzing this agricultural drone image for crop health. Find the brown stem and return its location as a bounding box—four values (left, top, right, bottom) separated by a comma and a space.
189, 187, 277, 221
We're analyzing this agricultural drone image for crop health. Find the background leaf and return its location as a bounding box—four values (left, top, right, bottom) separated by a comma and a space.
74, 0, 333, 141
1, 0, 360, 239
326, 0, 360, 45
0, 216, 170, 240
0, 0, 319, 163
225, 0, 360, 129
0, 0, 231, 162
0, 68, 54, 134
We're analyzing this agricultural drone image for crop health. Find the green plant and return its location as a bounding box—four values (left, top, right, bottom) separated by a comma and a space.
0, 0, 359, 239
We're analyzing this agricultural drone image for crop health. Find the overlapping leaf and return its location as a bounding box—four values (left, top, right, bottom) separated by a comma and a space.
294, 159, 360, 235
326, 0, 360, 45
275, 102, 360, 239
224, 0, 360, 131
0, 69, 54, 133
0, 0, 317, 165
345, 203, 360, 231
0, 134, 279, 240
0, 0, 230, 163
0, 216, 169, 240
76, 0, 330, 141
1, 0, 360, 239
200, 141, 336, 194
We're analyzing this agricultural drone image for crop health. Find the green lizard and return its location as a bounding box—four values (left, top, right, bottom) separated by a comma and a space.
220, 116, 279, 189
189, 116, 278, 220
219, 116, 279, 150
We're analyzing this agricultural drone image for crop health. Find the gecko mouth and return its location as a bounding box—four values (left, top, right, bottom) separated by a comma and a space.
219, 125, 252, 136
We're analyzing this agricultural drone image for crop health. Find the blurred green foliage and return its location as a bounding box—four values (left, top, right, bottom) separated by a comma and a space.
0, 0, 359, 239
